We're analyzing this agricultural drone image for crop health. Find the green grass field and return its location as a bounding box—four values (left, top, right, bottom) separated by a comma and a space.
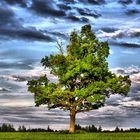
0, 132, 140, 140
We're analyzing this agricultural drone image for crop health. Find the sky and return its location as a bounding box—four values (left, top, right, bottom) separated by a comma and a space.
1, 0, 140, 130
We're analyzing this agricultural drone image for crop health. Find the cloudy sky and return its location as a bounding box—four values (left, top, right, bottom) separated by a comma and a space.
1, 0, 140, 130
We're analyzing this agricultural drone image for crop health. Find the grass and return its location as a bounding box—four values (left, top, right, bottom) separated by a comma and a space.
0, 132, 140, 140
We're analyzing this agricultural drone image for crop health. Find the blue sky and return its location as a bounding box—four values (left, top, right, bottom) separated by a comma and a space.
0, 0, 140, 130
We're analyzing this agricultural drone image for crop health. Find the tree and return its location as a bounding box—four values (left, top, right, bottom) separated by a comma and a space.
115, 126, 120, 132
98, 125, 102, 132
18, 125, 26, 132
27, 25, 131, 133
0, 124, 15, 132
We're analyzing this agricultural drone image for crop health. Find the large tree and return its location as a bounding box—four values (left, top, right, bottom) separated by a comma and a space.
27, 25, 131, 133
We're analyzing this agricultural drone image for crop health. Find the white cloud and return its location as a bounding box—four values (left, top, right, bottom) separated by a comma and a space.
0, 99, 34, 107
119, 100, 140, 107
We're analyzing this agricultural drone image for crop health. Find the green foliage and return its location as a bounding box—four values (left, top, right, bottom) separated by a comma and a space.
27, 24, 131, 113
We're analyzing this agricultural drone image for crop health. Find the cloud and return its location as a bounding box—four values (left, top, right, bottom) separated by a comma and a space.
57, 3, 71, 10
30, 0, 66, 17
0, 106, 69, 129
137, 0, 140, 4
0, 99, 34, 107
78, 0, 105, 5
87, 0, 105, 4
125, 9, 140, 15
1, 66, 57, 82
111, 42, 140, 48
99, 27, 118, 33
97, 30, 124, 39
0, 27, 54, 42
0, 0, 92, 42
0, 4, 56, 42
0, 87, 10, 93
120, 100, 140, 107
111, 66, 140, 75
0, 6, 17, 26
118, 0, 132, 5
66, 15, 89, 23
60, 0, 76, 4
3, 0, 27, 7
76, 8, 101, 18
0, 0, 72, 42
0, 8, 62, 42
97, 28, 140, 39
30, 0, 90, 23
49, 31, 67, 39
126, 28, 140, 37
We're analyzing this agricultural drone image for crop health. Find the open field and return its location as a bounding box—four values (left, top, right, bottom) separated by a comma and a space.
0, 132, 140, 140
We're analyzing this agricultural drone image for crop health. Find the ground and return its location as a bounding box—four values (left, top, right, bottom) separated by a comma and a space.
0, 132, 140, 140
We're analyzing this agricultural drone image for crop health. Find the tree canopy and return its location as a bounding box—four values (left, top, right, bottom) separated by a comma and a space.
27, 25, 131, 133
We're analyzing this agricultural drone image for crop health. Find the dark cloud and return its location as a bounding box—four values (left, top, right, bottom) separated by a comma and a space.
65, 15, 79, 21
0, 27, 54, 42
137, 0, 140, 4
0, 4, 55, 42
77, 8, 101, 18
0, 106, 69, 128
0, 78, 25, 92
0, 60, 33, 70
119, 42, 140, 48
60, 0, 76, 4
4, 0, 27, 7
100, 27, 118, 33
57, 4, 71, 10
0, 6, 17, 26
66, 15, 89, 23
10, 75, 38, 82
118, 0, 132, 4
0, 0, 89, 42
0, 88, 10, 93
0, 7, 57, 42
16, 28, 54, 42
110, 42, 140, 48
79, 0, 105, 5
80, 17, 89, 23
30, 0, 66, 17
88, 0, 105, 4
125, 9, 140, 15
50, 32, 67, 39
130, 85, 140, 93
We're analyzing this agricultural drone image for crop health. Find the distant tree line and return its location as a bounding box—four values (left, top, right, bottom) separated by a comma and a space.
75, 125, 140, 133
75, 124, 102, 132
0, 124, 53, 132
0, 123, 140, 133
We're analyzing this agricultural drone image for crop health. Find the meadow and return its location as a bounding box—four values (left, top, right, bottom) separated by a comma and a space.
0, 132, 140, 140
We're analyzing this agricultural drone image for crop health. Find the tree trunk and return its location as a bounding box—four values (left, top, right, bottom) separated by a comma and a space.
69, 108, 76, 133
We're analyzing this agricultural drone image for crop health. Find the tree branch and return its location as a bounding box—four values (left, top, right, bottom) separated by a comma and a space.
56, 40, 64, 55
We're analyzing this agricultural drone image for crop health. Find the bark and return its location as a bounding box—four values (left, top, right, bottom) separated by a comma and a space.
69, 108, 76, 133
